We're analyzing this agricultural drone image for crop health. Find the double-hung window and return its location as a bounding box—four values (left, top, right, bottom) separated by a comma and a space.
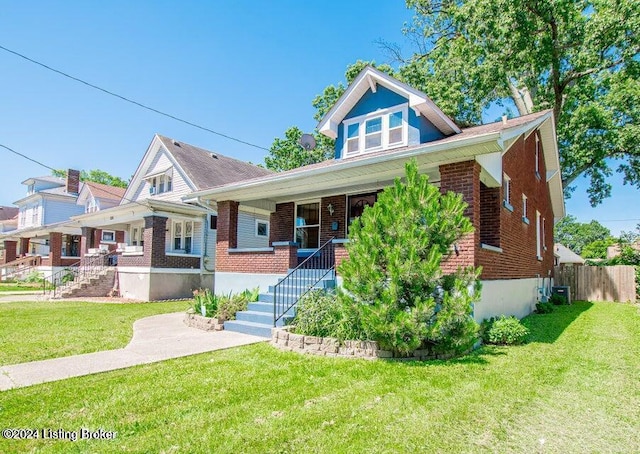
343, 104, 408, 156
173, 221, 193, 253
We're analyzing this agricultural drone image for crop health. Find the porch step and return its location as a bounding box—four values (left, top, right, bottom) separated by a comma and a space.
55, 268, 116, 299
223, 320, 273, 338
223, 270, 335, 339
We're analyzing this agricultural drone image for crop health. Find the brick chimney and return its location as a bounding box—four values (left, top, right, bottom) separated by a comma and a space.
66, 169, 80, 195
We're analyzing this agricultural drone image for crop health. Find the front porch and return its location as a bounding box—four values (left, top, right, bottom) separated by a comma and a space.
70, 200, 215, 300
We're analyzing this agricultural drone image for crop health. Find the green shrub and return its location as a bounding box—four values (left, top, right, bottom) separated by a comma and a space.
292, 290, 342, 338
21, 270, 44, 283
337, 160, 480, 356
536, 302, 555, 314
482, 315, 529, 345
192, 289, 219, 318
293, 290, 366, 341
215, 293, 250, 322
549, 293, 568, 305
61, 268, 75, 284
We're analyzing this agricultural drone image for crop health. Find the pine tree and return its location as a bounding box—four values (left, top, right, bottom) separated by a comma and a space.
338, 160, 479, 355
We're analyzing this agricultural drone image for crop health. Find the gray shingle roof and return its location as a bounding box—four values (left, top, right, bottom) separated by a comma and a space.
156, 135, 273, 190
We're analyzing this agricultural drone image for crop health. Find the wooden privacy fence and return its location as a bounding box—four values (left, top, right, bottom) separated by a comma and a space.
554, 265, 637, 303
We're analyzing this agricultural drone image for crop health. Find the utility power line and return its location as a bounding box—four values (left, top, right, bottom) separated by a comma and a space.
0, 142, 147, 209
0, 44, 270, 152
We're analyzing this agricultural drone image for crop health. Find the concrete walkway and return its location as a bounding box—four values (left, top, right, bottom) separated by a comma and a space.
0, 312, 266, 391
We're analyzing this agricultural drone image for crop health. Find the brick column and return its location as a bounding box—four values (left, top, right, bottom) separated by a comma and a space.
216, 201, 239, 258
19, 237, 30, 257
143, 215, 168, 268
1, 241, 17, 264
269, 202, 294, 244
49, 232, 63, 266
80, 227, 95, 257
439, 161, 481, 271
334, 242, 350, 272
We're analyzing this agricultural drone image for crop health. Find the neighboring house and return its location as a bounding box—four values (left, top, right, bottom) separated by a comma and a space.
0, 206, 18, 233
554, 243, 585, 265
69, 134, 272, 300
188, 66, 564, 323
606, 241, 640, 259
0, 172, 127, 277
0, 172, 85, 272
0, 206, 18, 264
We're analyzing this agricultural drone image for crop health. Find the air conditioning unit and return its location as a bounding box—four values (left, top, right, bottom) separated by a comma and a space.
149, 187, 156, 195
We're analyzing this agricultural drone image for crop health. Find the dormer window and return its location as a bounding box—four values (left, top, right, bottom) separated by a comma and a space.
27, 184, 35, 194
145, 168, 173, 195
342, 104, 408, 157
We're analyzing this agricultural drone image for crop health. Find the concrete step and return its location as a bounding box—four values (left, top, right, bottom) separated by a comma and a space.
223, 320, 273, 338
268, 279, 336, 293
247, 301, 297, 317
235, 310, 291, 327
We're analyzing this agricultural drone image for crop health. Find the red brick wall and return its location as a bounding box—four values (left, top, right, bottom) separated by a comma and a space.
334, 243, 349, 272
217, 245, 296, 274
49, 232, 62, 266
270, 202, 294, 244
320, 195, 346, 243
2, 241, 17, 264
478, 132, 555, 279
439, 161, 481, 274
80, 227, 94, 257
480, 184, 501, 247
216, 200, 296, 273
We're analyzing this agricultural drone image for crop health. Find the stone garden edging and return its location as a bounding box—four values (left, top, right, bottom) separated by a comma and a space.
183, 313, 224, 331
271, 327, 459, 361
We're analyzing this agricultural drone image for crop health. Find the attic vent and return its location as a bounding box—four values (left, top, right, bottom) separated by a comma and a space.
173, 140, 181, 147
211, 154, 218, 159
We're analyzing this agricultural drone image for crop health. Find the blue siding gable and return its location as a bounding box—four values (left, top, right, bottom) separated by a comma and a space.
335, 85, 445, 158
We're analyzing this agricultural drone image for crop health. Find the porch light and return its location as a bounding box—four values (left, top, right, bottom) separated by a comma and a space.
327, 203, 335, 216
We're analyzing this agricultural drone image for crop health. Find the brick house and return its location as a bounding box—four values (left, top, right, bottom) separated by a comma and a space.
188, 67, 564, 322
69, 134, 272, 300
0, 171, 126, 278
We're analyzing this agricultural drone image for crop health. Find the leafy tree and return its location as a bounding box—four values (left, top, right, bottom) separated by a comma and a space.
581, 238, 615, 260
265, 61, 396, 171
52, 169, 128, 188
338, 160, 479, 355
393, 0, 640, 205
554, 215, 611, 255
264, 127, 333, 172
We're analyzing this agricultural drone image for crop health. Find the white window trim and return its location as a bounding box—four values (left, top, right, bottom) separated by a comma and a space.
255, 219, 269, 238
522, 194, 529, 224
503, 173, 513, 211
342, 103, 409, 157
294, 200, 321, 249
542, 217, 547, 250
536, 210, 542, 260
172, 220, 194, 253
101, 230, 116, 244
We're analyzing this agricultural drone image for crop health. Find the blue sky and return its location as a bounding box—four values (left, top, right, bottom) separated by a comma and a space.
1, 1, 637, 236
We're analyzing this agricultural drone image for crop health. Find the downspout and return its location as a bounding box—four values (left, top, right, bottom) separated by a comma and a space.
189, 199, 215, 273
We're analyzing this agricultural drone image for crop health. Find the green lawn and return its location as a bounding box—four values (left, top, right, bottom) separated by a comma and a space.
0, 301, 638, 453
0, 300, 190, 365
0, 282, 42, 293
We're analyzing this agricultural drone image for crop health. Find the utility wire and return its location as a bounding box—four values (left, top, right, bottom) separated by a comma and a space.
0, 142, 150, 210
0, 44, 270, 152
